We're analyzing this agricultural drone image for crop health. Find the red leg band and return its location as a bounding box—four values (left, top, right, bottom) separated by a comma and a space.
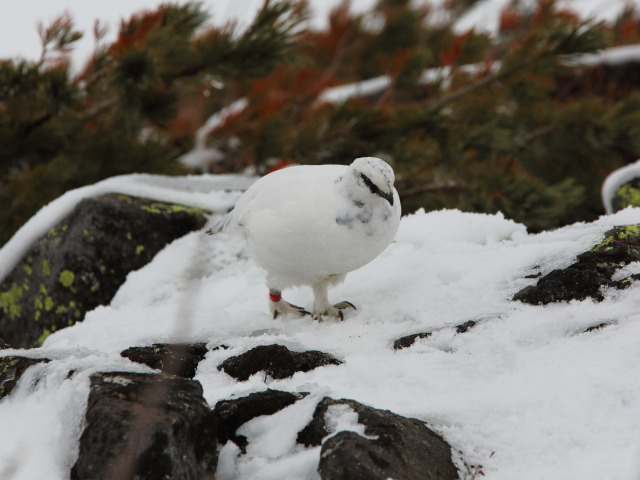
269, 292, 282, 303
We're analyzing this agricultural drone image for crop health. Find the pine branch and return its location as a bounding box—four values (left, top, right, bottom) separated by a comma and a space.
427, 67, 509, 111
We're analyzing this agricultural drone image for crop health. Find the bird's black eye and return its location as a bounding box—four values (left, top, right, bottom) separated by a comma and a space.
359, 172, 394, 206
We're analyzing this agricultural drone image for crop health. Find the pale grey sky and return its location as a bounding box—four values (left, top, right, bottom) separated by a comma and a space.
0, 0, 631, 69
0, 0, 377, 68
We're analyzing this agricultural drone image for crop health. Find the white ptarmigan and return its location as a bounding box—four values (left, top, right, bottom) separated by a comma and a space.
209, 157, 401, 320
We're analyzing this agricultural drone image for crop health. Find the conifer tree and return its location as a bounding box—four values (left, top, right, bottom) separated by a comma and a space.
0, 0, 306, 245
207, 0, 640, 231
2, 0, 640, 243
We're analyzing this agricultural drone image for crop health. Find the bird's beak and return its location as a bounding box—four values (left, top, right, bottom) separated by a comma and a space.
381, 191, 394, 206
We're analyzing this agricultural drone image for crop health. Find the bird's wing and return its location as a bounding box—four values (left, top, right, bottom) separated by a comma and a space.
215, 165, 344, 236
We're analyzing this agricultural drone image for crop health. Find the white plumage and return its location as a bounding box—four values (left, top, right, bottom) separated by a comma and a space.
210, 157, 401, 320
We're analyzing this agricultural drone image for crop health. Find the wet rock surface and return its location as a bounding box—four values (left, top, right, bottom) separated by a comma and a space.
218, 344, 343, 381
298, 397, 459, 480
0, 193, 208, 348
71, 371, 217, 480
514, 225, 640, 304
121, 343, 209, 378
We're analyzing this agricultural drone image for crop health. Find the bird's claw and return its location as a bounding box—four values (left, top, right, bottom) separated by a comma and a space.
312, 301, 357, 322
271, 300, 310, 320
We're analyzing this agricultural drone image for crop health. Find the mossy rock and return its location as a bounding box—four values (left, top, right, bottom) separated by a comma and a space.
0, 194, 208, 348
0, 355, 50, 398
611, 177, 640, 213
514, 224, 640, 305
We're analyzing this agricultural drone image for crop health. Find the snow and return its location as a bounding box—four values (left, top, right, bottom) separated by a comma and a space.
220, 394, 323, 480
324, 404, 378, 441
2, 174, 640, 479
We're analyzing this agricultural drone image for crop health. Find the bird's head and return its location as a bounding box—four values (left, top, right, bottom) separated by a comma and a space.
350, 157, 396, 206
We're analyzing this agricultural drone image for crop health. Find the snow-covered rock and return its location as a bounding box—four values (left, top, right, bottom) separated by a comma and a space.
298, 397, 458, 480
514, 225, 640, 304
0, 193, 210, 348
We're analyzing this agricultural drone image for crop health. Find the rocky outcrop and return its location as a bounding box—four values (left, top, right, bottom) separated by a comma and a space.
0, 355, 49, 398
298, 397, 459, 480
217, 344, 343, 381
0, 194, 208, 348
514, 225, 640, 304
121, 343, 209, 379
71, 371, 217, 480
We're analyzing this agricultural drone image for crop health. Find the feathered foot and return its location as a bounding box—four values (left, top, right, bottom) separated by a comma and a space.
312, 301, 357, 322
269, 290, 310, 319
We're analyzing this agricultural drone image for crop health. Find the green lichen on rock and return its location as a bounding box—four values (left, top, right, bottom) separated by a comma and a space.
45, 297, 54, 311
0, 193, 209, 348
0, 283, 23, 320
41, 259, 51, 277
615, 183, 640, 210
58, 270, 75, 289
591, 224, 640, 252
140, 202, 206, 217
0, 357, 19, 397
0, 356, 18, 374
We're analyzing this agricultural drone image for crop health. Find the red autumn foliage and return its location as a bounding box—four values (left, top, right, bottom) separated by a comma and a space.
109, 10, 165, 56
499, 7, 521, 33
440, 33, 470, 66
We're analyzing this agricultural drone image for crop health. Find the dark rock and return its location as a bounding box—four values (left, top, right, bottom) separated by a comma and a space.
524, 272, 542, 279
71, 371, 217, 480
514, 225, 640, 305
513, 266, 613, 304
393, 332, 432, 350
218, 344, 342, 381
0, 355, 49, 398
394, 320, 478, 351
298, 397, 458, 480
455, 320, 477, 334
0, 338, 11, 350
0, 194, 208, 348
214, 389, 306, 449
582, 322, 611, 333
121, 343, 208, 379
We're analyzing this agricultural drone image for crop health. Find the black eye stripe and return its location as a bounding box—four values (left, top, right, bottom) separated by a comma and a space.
360, 173, 383, 196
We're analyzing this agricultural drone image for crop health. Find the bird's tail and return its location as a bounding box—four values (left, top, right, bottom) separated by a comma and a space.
205, 213, 233, 236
